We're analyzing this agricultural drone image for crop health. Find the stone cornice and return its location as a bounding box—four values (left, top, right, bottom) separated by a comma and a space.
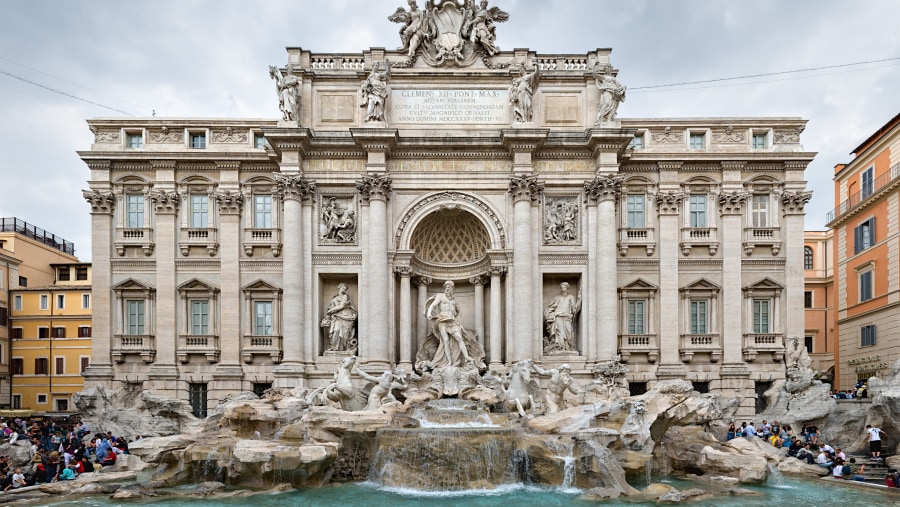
538, 253, 588, 265
312, 253, 362, 265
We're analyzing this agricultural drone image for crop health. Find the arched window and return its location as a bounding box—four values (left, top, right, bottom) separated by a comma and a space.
804, 246, 814, 270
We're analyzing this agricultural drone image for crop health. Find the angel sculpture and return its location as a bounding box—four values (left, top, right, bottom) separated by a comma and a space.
389, 0, 435, 57
594, 63, 626, 124
462, 0, 509, 56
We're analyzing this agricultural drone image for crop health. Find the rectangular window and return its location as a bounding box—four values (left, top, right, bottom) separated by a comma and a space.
52, 326, 66, 339
127, 132, 143, 149
76, 266, 88, 280
804, 291, 813, 308
854, 217, 875, 253
689, 194, 707, 227
35, 358, 48, 375
37, 394, 47, 405
255, 301, 273, 336
13, 295, 22, 310
191, 300, 210, 335
189, 383, 208, 418
626, 300, 646, 334
55, 357, 65, 375
254, 194, 273, 228
58, 267, 70, 281
18, 276, 27, 287
80, 357, 90, 374
11, 358, 23, 375
752, 299, 770, 333
11, 328, 22, 339
82, 293, 91, 309
55, 399, 69, 412
40, 294, 49, 310
0, 306, 6, 326
38, 327, 49, 339
254, 133, 267, 149
861, 166, 874, 199
126, 194, 145, 228
689, 300, 708, 334
861, 324, 876, 347
127, 300, 145, 334
191, 194, 209, 228
752, 132, 767, 149
626, 194, 645, 228
57, 294, 65, 309
859, 269, 873, 302
190, 132, 206, 149
252, 382, 273, 397
804, 336, 813, 353
78, 326, 92, 338
751, 195, 768, 227
12, 395, 20, 409
689, 132, 705, 150
629, 133, 644, 150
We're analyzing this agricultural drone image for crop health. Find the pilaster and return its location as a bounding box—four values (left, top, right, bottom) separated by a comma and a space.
82, 187, 115, 383
585, 175, 623, 361
213, 181, 244, 373
654, 166, 685, 375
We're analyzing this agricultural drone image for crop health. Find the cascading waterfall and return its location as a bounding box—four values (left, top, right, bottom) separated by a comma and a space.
766, 462, 786, 487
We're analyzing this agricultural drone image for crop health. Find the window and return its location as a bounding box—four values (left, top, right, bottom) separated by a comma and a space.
0, 306, 6, 326
255, 301, 273, 335
127, 132, 143, 149
692, 381, 710, 394
861, 324, 876, 347
78, 326, 92, 338
689, 300, 708, 334
689, 132, 705, 150
254, 194, 273, 228
804, 336, 813, 353
751, 195, 768, 227
37, 394, 47, 405
38, 327, 49, 339
35, 358, 48, 375
126, 194, 145, 228
58, 267, 70, 281
252, 382, 273, 397
11, 358, 23, 375
127, 300, 145, 334
191, 194, 209, 228
752, 132, 767, 149
18, 276, 27, 287
82, 293, 91, 309
13, 295, 22, 310
11, 328, 22, 339
853, 217, 875, 253
57, 294, 65, 309
628, 382, 647, 397
55, 357, 65, 375
629, 133, 644, 150
11, 395, 20, 409
40, 294, 49, 310
189, 132, 206, 149
804, 246, 814, 270
626, 194, 645, 228
76, 266, 88, 280
55, 399, 69, 412
189, 383, 208, 418
52, 326, 66, 338
861, 166, 874, 199
191, 300, 210, 335
80, 357, 90, 374
859, 269, 873, 302
689, 194, 707, 227
254, 133, 267, 149
626, 300, 646, 334
804, 291, 813, 308
752, 299, 770, 333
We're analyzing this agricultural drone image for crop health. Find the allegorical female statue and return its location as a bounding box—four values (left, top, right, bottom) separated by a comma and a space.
543, 282, 582, 353
322, 283, 358, 352
594, 63, 626, 124
268, 64, 302, 122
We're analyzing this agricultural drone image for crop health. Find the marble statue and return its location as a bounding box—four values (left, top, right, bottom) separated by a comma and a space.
587, 355, 630, 401
594, 63, 626, 124
543, 282, 582, 353
462, 0, 508, 56
424, 280, 473, 368
321, 197, 356, 243
785, 336, 811, 370
543, 198, 578, 243
311, 355, 366, 411
268, 64, 302, 122
354, 365, 408, 410
322, 283, 358, 352
509, 60, 538, 123
389, 0, 434, 57
532, 363, 579, 413
499, 359, 540, 417
360, 61, 391, 122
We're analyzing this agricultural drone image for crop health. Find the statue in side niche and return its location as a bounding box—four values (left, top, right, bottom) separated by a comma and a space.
360, 61, 391, 122
594, 63, 626, 124
322, 283, 358, 352
268, 64, 302, 122
543, 282, 582, 353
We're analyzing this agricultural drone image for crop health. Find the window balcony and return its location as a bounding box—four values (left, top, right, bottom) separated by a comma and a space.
180, 227, 219, 256
742, 227, 782, 256
618, 333, 658, 363
241, 335, 283, 364
115, 227, 154, 256
680, 227, 718, 256
112, 334, 156, 363
618, 228, 656, 256
742, 333, 784, 362
177, 334, 220, 364
679, 333, 722, 363
242, 228, 281, 256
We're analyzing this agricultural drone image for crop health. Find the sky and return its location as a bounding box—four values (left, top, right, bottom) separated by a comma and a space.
1, 0, 899, 261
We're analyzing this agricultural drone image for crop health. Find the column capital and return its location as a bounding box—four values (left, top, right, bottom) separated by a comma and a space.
83, 190, 115, 214
655, 190, 685, 215
394, 266, 413, 277
149, 190, 180, 215
356, 173, 392, 202
488, 265, 507, 277
213, 190, 244, 215
584, 174, 624, 203
274, 173, 316, 203
718, 190, 749, 215
414, 275, 433, 287
508, 174, 544, 203
782, 190, 812, 215
469, 275, 485, 286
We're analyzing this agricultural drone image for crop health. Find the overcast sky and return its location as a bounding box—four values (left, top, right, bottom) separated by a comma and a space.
2, 0, 899, 261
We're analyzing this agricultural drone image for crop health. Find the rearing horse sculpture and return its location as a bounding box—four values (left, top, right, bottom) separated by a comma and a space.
500, 359, 539, 417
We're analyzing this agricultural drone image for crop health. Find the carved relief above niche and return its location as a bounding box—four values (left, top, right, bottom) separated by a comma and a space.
543, 195, 580, 245
319, 195, 357, 245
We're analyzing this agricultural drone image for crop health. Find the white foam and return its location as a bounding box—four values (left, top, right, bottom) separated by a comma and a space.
359, 481, 576, 498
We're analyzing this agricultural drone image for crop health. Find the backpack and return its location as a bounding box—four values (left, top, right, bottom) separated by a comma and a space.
841, 465, 851, 477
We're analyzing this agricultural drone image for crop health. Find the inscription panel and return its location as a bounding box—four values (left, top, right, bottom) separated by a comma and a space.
389, 159, 510, 172
391, 89, 508, 124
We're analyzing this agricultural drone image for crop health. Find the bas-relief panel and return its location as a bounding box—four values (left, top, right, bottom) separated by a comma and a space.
319, 195, 358, 245
543, 195, 581, 245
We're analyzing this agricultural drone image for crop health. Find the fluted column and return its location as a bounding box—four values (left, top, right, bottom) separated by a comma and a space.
488, 267, 505, 369
357, 174, 393, 365
508, 174, 543, 361
585, 175, 623, 361
470, 275, 486, 347
415, 275, 432, 358
397, 267, 412, 369
82, 187, 115, 384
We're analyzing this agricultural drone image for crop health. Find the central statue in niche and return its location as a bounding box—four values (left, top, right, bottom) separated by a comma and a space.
416, 280, 486, 372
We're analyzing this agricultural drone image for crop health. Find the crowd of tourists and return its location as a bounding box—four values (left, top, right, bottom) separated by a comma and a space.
0, 417, 138, 492
830, 381, 869, 399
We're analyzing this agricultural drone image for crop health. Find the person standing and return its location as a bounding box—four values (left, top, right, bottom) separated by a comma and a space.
866, 424, 887, 460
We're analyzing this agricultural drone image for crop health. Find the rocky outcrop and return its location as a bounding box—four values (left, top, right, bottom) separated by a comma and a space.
74, 385, 199, 438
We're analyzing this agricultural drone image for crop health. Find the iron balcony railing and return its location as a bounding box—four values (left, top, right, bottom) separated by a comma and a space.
826, 162, 900, 224
0, 217, 75, 255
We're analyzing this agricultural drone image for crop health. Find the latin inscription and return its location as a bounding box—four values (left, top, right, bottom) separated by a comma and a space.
392, 89, 508, 124
389, 160, 510, 172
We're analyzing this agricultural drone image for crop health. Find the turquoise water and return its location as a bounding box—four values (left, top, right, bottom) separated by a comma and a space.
36, 477, 897, 507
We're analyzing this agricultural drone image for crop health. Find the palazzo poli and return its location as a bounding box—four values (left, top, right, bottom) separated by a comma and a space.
79, 1, 813, 418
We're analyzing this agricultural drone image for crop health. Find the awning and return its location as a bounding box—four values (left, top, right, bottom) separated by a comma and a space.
0, 409, 34, 418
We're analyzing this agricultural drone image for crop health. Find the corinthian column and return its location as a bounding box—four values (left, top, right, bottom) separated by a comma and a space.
470, 275, 486, 348
488, 266, 505, 369
396, 267, 412, 369
508, 174, 543, 361
82, 187, 115, 386
415, 275, 432, 359
585, 175, 623, 361
357, 174, 393, 365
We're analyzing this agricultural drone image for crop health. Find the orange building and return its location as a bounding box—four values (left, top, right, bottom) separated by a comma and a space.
826, 112, 900, 390
803, 230, 834, 377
